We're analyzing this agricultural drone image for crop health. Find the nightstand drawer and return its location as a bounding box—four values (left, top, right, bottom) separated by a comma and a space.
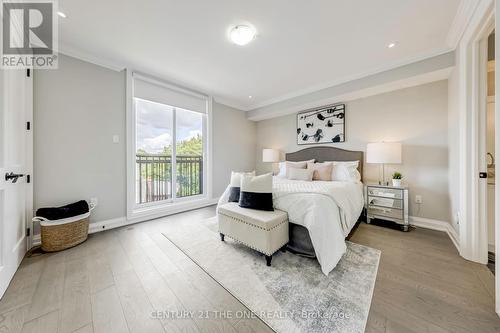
367, 187, 403, 199
368, 196, 403, 210
368, 206, 404, 220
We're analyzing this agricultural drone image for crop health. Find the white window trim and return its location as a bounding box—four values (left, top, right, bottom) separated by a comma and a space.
126, 69, 213, 222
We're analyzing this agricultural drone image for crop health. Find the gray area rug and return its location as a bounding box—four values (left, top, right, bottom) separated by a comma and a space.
162, 216, 380, 333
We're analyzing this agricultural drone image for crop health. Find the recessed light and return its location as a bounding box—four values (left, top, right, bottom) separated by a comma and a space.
57, 11, 67, 18
387, 42, 397, 48
248, 95, 253, 99
230, 25, 256, 46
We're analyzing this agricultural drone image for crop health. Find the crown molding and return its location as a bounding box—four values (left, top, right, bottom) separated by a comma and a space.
247, 67, 452, 121
58, 43, 250, 112
446, 0, 481, 49
212, 96, 249, 112
57, 43, 255, 112
247, 51, 455, 121
58, 42, 126, 72
246, 46, 452, 112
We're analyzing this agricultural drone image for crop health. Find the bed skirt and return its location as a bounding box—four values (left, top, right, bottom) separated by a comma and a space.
287, 222, 316, 258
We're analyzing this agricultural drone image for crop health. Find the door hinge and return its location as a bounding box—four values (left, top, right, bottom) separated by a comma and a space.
26, 174, 30, 183
26, 227, 30, 237
26, 121, 31, 130
26, 68, 30, 77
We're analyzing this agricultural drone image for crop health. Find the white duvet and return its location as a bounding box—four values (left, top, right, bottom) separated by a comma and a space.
218, 177, 364, 275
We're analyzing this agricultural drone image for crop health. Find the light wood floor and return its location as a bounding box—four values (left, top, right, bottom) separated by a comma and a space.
0, 206, 499, 333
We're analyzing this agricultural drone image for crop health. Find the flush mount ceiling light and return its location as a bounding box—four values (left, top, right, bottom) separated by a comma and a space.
387, 42, 397, 48
230, 25, 256, 46
57, 11, 67, 18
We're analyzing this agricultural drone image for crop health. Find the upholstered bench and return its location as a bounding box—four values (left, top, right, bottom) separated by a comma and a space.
218, 202, 288, 266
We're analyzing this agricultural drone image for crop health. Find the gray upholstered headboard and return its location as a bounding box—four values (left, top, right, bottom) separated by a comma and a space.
285, 146, 364, 181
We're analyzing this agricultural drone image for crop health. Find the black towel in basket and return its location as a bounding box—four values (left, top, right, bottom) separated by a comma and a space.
36, 200, 89, 221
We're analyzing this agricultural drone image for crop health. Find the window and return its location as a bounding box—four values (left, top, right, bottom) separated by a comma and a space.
135, 98, 174, 204
128, 72, 210, 219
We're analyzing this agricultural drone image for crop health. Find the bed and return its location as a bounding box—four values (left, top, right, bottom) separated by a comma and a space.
219, 146, 365, 275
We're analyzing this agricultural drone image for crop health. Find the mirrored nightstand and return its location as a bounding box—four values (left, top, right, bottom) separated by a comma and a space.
366, 183, 409, 231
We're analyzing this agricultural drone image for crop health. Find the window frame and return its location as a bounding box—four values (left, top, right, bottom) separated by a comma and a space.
126, 70, 213, 222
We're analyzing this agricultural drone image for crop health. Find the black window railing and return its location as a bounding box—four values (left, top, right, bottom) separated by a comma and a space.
136, 154, 203, 204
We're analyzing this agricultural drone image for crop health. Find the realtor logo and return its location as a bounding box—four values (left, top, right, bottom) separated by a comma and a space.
1, 0, 58, 69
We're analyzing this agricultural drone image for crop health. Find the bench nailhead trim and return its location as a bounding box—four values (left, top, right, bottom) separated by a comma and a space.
217, 230, 288, 257
218, 212, 288, 231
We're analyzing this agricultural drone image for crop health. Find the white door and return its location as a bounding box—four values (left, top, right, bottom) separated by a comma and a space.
0, 67, 33, 298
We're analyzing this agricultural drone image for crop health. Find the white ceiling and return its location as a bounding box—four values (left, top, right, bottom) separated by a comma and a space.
58, 0, 461, 111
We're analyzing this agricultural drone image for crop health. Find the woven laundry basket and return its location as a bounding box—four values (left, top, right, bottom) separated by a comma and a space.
33, 212, 90, 252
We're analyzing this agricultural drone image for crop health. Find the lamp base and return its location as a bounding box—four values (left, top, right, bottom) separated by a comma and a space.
378, 164, 389, 186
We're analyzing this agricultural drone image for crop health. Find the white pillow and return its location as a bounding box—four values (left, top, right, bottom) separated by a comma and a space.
329, 161, 361, 182
230, 171, 255, 187
287, 167, 314, 181
239, 173, 274, 211
228, 171, 256, 202
277, 162, 287, 177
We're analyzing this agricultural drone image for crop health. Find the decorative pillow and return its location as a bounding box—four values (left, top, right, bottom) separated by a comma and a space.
287, 167, 314, 181
239, 173, 274, 211
285, 159, 315, 177
277, 162, 287, 177
228, 171, 255, 202
330, 161, 361, 182
307, 162, 333, 181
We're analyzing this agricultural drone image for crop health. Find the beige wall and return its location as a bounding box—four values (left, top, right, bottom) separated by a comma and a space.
34, 55, 127, 227
255, 80, 451, 222
212, 102, 257, 197
33, 54, 255, 230
447, 51, 460, 232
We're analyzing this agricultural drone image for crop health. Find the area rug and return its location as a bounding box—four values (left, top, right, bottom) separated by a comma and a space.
161, 216, 380, 333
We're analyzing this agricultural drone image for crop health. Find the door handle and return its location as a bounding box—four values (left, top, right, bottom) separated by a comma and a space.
5, 172, 24, 183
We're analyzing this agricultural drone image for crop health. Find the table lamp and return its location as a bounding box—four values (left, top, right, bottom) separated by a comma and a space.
366, 142, 402, 185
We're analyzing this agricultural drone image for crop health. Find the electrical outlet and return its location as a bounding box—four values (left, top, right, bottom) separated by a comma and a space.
415, 195, 423, 204
90, 197, 98, 208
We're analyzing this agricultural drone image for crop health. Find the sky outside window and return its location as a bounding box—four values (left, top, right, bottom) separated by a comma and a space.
136, 98, 202, 154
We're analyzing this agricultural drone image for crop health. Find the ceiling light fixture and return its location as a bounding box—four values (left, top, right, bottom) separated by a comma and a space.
57, 11, 67, 18
248, 95, 253, 99
230, 25, 256, 46
387, 42, 397, 48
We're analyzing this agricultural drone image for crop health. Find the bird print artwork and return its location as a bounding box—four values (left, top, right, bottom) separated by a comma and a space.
297, 104, 345, 144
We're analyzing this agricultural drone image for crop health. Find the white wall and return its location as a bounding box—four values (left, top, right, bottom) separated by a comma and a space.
33, 54, 255, 230
255, 80, 451, 222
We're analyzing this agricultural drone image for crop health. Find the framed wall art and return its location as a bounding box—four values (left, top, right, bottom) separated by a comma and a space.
297, 103, 345, 145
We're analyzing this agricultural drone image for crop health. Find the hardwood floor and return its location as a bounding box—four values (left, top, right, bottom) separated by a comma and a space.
0, 205, 499, 332
351, 223, 500, 333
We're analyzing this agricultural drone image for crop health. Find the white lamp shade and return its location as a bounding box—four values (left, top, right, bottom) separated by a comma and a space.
366, 142, 402, 164
262, 148, 280, 162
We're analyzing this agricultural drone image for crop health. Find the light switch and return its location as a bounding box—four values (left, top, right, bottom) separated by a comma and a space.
112, 135, 119, 143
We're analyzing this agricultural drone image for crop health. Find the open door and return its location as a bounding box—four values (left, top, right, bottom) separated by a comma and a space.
0, 67, 33, 298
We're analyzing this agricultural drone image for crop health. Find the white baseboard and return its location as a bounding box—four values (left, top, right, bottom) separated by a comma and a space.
31, 198, 219, 248
410, 216, 460, 253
